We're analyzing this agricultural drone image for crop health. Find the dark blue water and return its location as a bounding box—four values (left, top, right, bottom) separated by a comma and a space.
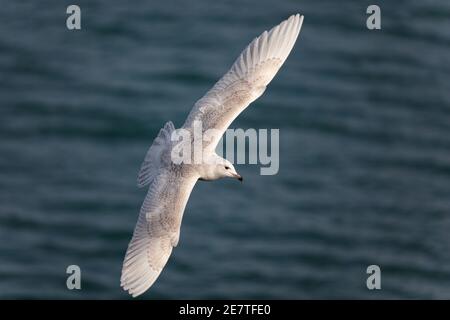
1, 0, 450, 299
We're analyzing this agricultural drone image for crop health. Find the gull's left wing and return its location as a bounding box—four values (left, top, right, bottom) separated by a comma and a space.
121, 171, 198, 297
183, 14, 304, 151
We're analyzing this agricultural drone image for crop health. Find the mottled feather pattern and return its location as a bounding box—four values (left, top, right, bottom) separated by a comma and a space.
121, 172, 197, 297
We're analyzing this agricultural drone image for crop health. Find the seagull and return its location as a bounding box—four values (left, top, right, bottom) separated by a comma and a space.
121, 14, 304, 297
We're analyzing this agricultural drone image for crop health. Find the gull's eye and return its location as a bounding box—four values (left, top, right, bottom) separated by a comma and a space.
225, 166, 230, 170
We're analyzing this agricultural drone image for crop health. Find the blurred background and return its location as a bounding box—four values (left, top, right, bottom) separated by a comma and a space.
1, 0, 450, 299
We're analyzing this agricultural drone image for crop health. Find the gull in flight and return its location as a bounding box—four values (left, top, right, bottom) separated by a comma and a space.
121, 14, 304, 297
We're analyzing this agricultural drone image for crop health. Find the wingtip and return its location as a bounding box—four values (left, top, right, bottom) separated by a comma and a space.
121, 281, 145, 298
284, 14, 304, 33
290, 13, 304, 24
298, 14, 304, 26
290, 14, 304, 35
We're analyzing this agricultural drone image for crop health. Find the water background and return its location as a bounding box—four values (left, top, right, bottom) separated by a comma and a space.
1, 0, 450, 299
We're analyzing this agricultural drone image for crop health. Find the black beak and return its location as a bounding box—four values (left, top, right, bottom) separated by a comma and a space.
232, 173, 243, 182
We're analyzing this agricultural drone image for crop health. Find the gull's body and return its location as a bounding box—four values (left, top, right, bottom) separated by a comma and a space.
121, 14, 304, 297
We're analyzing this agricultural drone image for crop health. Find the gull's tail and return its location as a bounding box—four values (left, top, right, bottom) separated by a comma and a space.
137, 121, 175, 188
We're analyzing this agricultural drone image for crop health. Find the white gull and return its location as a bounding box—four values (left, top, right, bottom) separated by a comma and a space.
121, 14, 304, 297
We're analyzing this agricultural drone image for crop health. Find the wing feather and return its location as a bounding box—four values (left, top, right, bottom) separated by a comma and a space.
183, 14, 304, 150
121, 171, 197, 297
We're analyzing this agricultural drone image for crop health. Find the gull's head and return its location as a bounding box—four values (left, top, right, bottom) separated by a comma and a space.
220, 160, 243, 182
205, 156, 242, 182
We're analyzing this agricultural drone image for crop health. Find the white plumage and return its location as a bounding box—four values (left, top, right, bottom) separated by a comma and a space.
121, 14, 304, 297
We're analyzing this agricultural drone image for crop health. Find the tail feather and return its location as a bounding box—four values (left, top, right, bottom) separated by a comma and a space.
137, 121, 175, 188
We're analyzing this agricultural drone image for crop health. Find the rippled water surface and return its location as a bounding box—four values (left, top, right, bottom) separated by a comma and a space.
1, 0, 450, 299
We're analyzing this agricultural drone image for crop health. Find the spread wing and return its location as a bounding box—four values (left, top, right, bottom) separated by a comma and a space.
121, 170, 197, 297
183, 14, 304, 151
